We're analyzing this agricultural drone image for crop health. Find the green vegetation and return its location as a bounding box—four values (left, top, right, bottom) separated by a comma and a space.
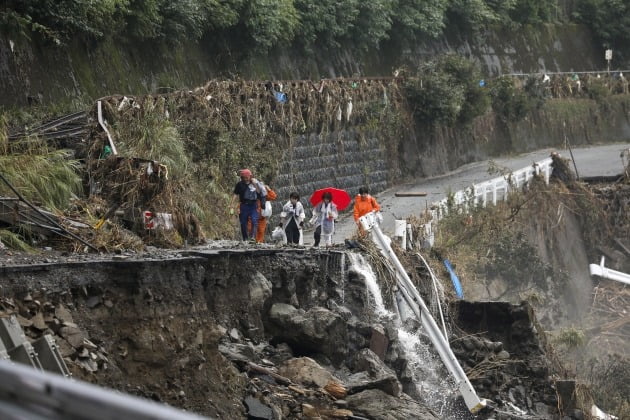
403, 54, 490, 127
574, 0, 630, 52
0, 117, 82, 211
0, 0, 596, 54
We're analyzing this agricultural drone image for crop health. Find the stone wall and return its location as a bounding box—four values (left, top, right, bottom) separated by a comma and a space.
274, 130, 389, 209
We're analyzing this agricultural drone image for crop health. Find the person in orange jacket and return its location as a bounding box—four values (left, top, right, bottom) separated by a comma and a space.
353, 187, 380, 229
249, 184, 277, 243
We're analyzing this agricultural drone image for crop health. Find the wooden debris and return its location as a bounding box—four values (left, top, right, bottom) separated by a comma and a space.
247, 361, 292, 385
320, 408, 354, 418
288, 385, 307, 395
324, 381, 347, 399
394, 192, 427, 197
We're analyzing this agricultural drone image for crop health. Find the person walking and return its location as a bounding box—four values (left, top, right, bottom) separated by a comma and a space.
353, 187, 381, 230
280, 192, 305, 244
310, 191, 338, 247
231, 168, 264, 241
250, 183, 277, 243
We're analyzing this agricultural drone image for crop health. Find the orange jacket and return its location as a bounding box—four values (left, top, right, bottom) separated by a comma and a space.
353, 194, 380, 221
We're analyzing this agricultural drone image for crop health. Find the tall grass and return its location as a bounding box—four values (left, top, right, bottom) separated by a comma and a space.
0, 116, 82, 211
114, 108, 188, 178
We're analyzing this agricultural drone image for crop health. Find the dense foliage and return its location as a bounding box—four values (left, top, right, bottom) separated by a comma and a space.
403, 55, 489, 126
0, 0, 604, 53
573, 0, 630, 51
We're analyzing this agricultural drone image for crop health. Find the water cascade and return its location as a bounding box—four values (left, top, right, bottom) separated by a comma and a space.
347, 250, 471, 418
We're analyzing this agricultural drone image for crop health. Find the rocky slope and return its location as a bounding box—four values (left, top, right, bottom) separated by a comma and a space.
0, 243, 574, 419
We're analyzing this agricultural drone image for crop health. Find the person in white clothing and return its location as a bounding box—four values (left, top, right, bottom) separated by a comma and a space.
310, 191, 338, 247
280, 192, 305, 244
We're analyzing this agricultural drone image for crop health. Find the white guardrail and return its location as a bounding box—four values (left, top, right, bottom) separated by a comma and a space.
0, 360, 206, 420
424, 158, 553, 244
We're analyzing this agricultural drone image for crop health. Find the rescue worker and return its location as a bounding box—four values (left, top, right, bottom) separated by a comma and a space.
231, 168, 264, 242
353, 187, 381, 230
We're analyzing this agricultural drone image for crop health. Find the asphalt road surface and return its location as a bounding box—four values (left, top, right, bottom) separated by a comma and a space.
324, 142, 630, 244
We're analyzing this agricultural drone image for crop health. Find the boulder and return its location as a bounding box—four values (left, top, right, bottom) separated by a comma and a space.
346, 389, 438, 420
348, 348, 402, 397
369, 325, 389, 360
277, 357, 340, 388
249, 271, 272, 309
267, 304, 348, 363
244, 396, 273, 420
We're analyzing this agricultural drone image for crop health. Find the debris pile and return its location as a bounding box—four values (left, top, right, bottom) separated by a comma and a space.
0, 291, 110, 375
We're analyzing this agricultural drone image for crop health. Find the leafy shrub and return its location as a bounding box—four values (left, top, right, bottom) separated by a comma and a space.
403, 54, 489, 126
489, 76, 534, 122
240, 0, 298, 51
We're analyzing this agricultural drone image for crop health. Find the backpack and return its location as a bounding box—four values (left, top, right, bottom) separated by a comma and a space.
266, 186, 277, 201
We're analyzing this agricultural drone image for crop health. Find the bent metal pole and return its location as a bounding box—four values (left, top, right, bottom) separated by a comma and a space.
359, 212, 488, 414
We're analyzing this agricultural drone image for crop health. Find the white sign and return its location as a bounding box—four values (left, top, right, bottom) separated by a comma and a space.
605, 49, 613, 60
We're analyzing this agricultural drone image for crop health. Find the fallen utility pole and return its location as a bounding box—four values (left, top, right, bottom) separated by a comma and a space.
359, 211, 488, 414
589, 256, 630, 285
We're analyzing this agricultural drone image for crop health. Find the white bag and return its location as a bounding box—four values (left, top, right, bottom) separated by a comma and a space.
261, 201, 272, 218
271, 226, 285, 242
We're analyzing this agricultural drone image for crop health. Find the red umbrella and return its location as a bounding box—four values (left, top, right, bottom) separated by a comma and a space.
309, 187, 352, 211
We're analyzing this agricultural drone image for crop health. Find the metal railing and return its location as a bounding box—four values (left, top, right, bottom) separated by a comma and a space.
0, 360, 206, 420
423, 158, 553, 245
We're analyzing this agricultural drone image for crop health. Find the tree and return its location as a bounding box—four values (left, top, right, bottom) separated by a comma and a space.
390, 0, 447, 43
241, 0, 299, 51
574, 0, 630, 50
349, 0, 395, 51
294, 0, 360, 51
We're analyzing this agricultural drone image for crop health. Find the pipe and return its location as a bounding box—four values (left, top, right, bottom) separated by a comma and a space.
360, 212, 487, 414
97, 101, 118, 155
589, 256, 630, 286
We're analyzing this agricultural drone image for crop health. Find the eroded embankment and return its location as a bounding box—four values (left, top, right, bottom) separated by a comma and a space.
0, 246, 568, 419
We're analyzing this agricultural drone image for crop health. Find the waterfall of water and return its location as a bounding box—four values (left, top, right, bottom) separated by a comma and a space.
347, 251, 471, 419
347, 252, 391, 317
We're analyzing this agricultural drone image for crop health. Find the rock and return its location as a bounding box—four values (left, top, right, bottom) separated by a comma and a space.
369, 325, 388, 360
278, 357, 340, 388
497, 350, 510, 360
348, 348, 402, 397
82, 338, 98, 350
54, 337, 75, 357
302, 403, 318, 417
218, 342, 256, 362
86, 296, 102, 308
30, 312, 47, 330
249, 271, 272, 309
321, 408, 353, 418
346, 389, 438, 420
59, 325, 85, 349
104, 300, 114, 308
268, 304, 348, 363
244, 396, 273, 420
55, 304, 73, 324
16, 314, 32, 328
194, 329, 203, 347
229, 328, 241, 341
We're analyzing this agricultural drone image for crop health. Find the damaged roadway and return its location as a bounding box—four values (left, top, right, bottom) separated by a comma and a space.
0, 241, 567, 419
1, 145, 627, 418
